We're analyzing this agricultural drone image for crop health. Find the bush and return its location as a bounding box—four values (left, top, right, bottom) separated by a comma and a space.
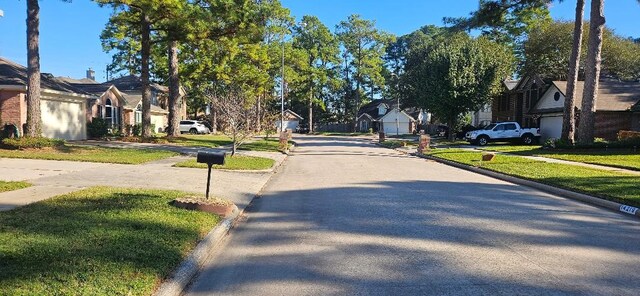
1, 124, 20, 139
87, 118, 109, 139
618, 130, 640, 141
1, 137, 64, 149
132, 124, 142, 137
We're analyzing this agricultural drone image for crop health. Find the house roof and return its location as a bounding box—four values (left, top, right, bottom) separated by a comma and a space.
551, 80, 640, 112
106, 75, 169, 94
357, 99, 397, 120
57, 76, 98, 84
284, 109, 303, 120
0, 57, 93, 96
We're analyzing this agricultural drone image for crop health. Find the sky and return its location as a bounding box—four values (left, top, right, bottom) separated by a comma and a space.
1, 0, 639, 82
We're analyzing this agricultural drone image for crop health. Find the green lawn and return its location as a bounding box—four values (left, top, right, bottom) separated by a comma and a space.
0, 187, 221, 296
167, 134, 233, 148
0, 181, 31, 193
427, 149, 640, 207
239, 139, 291, 152
174, 155, 275, 171
0, 145, 177, 164
481, 145, 640, 171
313, 132, 372, 136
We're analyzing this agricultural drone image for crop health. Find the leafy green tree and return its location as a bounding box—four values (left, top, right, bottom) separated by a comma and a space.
336, 14, 394, 131
291, 15, 341, 133
445, 0, 552, 67
413, 33, 514, 140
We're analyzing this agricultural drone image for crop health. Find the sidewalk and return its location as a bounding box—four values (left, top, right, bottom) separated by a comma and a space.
0, 150, 287, 212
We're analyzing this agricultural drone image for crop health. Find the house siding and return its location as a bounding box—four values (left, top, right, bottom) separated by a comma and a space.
594, 111, 631, 140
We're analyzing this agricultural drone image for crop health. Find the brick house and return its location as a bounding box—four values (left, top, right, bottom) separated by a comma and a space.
530, 80, 640, 141
0, 57, 93, 140
491, 75, 547, 128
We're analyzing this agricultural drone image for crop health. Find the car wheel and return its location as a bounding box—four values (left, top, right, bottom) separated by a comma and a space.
522, 134, 533, 145
189, 128, 198, 134
477, 136, 489, 146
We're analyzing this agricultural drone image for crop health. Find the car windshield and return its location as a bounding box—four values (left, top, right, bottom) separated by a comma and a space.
484, 124, 496, 130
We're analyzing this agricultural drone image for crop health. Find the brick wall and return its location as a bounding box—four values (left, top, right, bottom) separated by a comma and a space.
0, 90, 26, 127
491, 93, 518, 123
594, 111, 632, 140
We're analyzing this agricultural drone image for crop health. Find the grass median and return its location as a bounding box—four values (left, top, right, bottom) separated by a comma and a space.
174, 155, 275, 171
481, 145, 640, 171
0, 145, 177, 164
0, 181, 31, 193
0, 186, 221, 296
427, 149, 640, 207
167, 134, 233, 148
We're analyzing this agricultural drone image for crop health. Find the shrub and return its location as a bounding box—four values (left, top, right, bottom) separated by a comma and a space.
132, 124, 142, 137
1, 124, 20, 139
1, 137, 64, 149
87, 118, 109, 139
618, 130, 640, 141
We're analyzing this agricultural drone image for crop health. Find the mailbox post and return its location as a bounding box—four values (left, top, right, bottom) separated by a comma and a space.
196, 150, 226, 199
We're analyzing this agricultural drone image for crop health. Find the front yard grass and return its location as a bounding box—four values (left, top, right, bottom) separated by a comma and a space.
0, 186, 221, 296
0, 181, 31, 193
0, 145, 176, 164
481, 145, 640, 171
166, 134, 233, 148
239, 138, 292, 152
174, 155, 275, 171
379, 140, 414, 149
427, 149, 640, 207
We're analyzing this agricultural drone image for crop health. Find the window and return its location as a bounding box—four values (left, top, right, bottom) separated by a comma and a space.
105, 99, 113, 125
494, 125, 505, 131
554, 92, 561, 101
135, 104, 142, 124
97, 105, 103, 119
504, 123, 517, 130
378, 105, 387, 115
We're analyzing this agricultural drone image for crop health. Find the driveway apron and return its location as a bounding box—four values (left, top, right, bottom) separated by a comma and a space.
186, 135, 640, 296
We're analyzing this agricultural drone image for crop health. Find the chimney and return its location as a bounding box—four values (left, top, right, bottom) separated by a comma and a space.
86, 68, 96, 81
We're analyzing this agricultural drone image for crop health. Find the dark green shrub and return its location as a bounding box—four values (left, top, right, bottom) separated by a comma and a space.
1, 137, 64, 149
132, 124, 142, 137
87, 118, 109, 138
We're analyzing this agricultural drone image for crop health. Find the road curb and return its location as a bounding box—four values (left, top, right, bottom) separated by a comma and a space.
153, 144, 293, 296
413, 152, 640, 219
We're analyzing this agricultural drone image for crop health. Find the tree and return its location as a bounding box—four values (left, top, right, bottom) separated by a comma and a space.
444, 0, 552, 66
561, 0, 585, 145
412, 33, 514, 140
577, 0, 605, 144
336, 14, 394, 131
291, 15, 340, 133
207, 86, 257, 156
25, 0, 41, 137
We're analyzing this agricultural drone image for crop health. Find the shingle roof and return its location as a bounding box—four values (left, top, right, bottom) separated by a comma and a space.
0, 57, 92, 96
121, 93, 168, 114
106, 75, 169, 94
357, 99, 396, 120
552, 80, 640, 111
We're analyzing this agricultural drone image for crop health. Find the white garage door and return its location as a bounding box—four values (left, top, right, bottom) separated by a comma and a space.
40, 99, 86, 140
383, 120, 411, 135
540, 115, 562, 142
151, 114, 166, 133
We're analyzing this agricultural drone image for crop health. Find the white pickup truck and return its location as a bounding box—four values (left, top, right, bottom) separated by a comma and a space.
465, 122, 540, 146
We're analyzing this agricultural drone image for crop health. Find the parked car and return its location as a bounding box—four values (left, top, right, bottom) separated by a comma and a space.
465, 122, 540, 146
179, 120, 210, 134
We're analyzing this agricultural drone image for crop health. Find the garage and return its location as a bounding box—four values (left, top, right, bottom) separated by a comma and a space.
539, 114, 562, 142
40, 96, 87, 141
381, 109, 415, 135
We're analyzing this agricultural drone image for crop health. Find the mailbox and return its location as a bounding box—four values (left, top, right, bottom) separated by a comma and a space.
197, 150, 226, 165
196, 150, 226, 199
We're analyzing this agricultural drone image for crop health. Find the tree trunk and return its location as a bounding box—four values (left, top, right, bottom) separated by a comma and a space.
167, 39, 181, 137
210, 107, 217, 133
447, 117, 455, 141
353, 77, 361, 132
256, 95, 262, 132
232, 133, 237, 156
577, 0, 605, 145
140, 13, 152, 138
308, 86, 314, 133
561, 0, 585, 145
25, 0, 41, 137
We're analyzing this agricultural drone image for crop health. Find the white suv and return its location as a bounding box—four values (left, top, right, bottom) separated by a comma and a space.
179, 120, 210, 134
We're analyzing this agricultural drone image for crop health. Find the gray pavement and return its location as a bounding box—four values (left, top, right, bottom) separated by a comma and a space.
186, 135, 640, 296
0, 151, 285, 211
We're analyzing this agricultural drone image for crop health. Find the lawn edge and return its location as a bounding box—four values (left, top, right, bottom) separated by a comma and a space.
375, 142, 640, 220
419, 152, 640, 220
152, 141, 296, 296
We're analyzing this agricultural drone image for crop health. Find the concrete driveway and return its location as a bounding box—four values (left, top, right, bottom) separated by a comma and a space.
186, 135, 640, 296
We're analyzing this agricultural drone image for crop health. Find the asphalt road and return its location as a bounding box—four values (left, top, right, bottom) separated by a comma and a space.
186, 135, 640, 296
